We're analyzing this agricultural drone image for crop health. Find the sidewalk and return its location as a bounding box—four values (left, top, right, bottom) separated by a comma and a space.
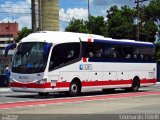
0, 87, 11, 92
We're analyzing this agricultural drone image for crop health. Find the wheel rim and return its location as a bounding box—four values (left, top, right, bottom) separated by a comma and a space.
71, 84, 78, 93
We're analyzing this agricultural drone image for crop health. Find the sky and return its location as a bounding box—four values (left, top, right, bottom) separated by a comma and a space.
0, 0, 149, 31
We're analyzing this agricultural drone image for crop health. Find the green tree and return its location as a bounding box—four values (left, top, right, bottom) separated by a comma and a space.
65, 18, 89, 33
106, 4, 158, 42
140, 21, 157, 42
144, 0, 160, 42
107, 6, 135, 39
65, 16, 108, 37
16, 27, 32, 42
86, 16, 108, 37
144, 0, 160, 22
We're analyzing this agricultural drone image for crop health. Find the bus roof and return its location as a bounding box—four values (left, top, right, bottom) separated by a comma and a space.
20, 31, 105, 43
20, 31, 154, 47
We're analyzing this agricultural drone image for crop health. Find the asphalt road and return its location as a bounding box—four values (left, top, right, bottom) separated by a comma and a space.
0, 86, 160, 120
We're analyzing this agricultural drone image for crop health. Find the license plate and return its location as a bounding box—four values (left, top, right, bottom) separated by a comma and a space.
51, 80, 57, 86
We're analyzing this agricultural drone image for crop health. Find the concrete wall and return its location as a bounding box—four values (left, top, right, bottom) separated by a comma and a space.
39, 0, 59, 31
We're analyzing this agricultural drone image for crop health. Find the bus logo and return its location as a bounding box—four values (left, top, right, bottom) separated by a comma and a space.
79, 64, 83, 70
79, 64, 93, 70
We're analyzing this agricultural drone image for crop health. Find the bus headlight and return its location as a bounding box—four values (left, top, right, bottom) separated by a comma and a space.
36, 78, 47, 84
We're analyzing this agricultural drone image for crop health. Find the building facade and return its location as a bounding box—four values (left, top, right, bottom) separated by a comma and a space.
0, 22, 18, 74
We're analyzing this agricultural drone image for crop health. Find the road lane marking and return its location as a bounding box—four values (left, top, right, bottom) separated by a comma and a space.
0, 91, 160, 109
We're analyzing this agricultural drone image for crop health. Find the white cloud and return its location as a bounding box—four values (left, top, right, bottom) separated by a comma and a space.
17, 16, 31, 30
0, 0, 31, 30
60, 8, 88, 22
59, 8, 88, 31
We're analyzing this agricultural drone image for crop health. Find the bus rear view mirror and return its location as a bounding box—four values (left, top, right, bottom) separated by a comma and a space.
5, 43, 17, 57
43, 43, 52, 58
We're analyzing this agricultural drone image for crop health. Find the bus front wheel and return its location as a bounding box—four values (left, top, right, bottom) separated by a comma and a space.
69, 81, 81, 97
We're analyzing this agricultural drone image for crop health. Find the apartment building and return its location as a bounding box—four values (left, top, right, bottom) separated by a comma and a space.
0, 22, 18, 74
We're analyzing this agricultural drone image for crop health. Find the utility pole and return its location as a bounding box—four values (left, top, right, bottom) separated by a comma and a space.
31, 0, 36, 32
134, 0, 149, 41
135, 0, 140, 41
88, 0, 90, 20
38, 0, 42, 31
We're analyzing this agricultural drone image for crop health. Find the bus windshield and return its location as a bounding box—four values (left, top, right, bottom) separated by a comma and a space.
12, 42, 49, 74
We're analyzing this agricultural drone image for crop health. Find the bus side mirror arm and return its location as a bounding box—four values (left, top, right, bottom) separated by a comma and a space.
5, 43, 17, 57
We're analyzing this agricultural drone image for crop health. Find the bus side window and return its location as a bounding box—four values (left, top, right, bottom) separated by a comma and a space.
123, 46, 137, 59
96, 49, 103, 58
49, 45, 60, 70
67, 50, 74, 58
104, 46, 121, 58
139, 47, 155, 61
140, 54, 143, 59
89, 52, 94, 57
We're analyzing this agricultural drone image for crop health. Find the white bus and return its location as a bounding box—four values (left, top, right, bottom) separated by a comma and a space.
5, 31, 157, 96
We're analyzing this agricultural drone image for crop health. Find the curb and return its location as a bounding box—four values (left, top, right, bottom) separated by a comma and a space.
0, 88, 11, 92
156, 82, 160, 85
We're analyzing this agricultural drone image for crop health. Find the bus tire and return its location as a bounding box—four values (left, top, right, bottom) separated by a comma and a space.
69, 81, 81, 97
130, 77, 140, 92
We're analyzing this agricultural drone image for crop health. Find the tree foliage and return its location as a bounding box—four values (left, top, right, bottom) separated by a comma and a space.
106, 5, 158, 42
65, 18, 89, 33
107, 6, 135, 39
65, 16, 108, 37
86, 16, 108, 37
16, 27, 32, 42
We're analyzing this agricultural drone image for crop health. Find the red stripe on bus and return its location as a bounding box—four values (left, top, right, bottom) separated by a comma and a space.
141, 79, 157, 84
10, 79, 156, 89
10, 82, 51, 88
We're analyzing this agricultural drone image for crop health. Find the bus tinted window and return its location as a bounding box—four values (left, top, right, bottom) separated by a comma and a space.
49, 43, 80, 70
82, 42, 103, 58
139, 47, 155, 60
123, 47, 138, 59
82, 42, 123, 58
82, 41, 155, 62
104, 46, 122, 58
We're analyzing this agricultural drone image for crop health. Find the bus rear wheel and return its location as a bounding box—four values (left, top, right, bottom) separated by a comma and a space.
131, 78, 140, 92
126, 77, 140, 92
69, 81, 81, 97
